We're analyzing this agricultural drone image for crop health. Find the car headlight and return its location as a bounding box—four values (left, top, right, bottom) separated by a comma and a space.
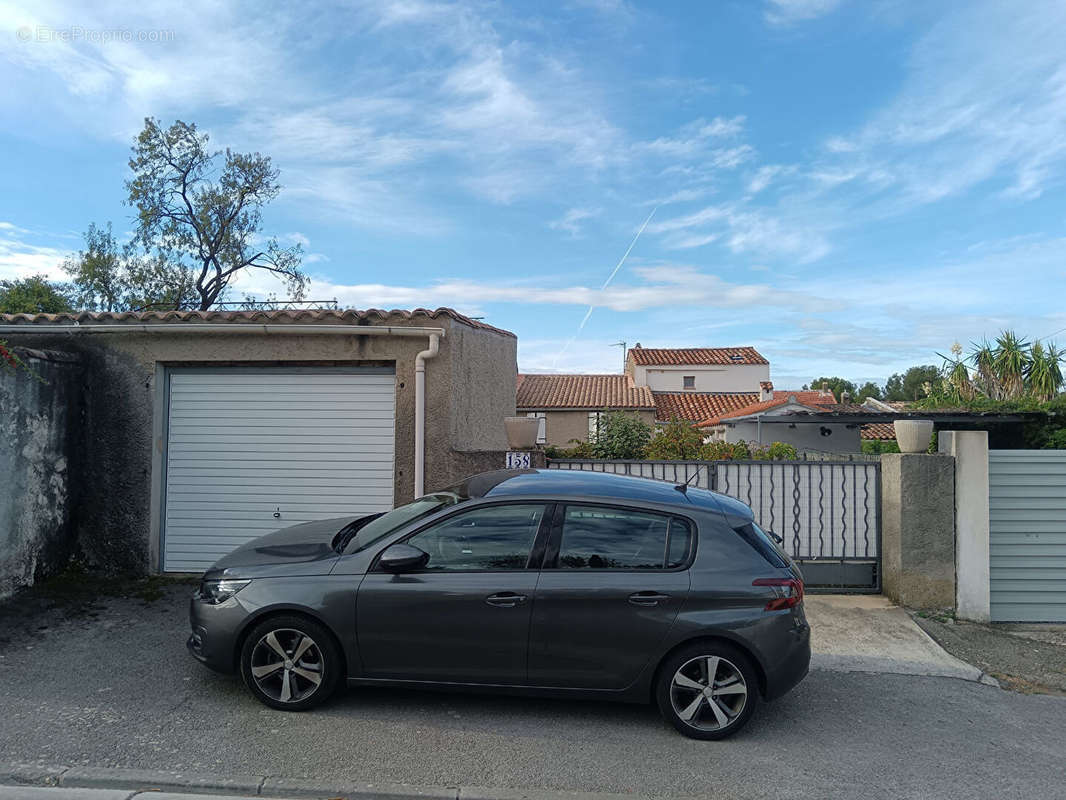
197, 578, 251, 605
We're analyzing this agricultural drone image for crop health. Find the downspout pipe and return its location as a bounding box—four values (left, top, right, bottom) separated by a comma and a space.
0, 321, 446, 502
414, 333, 440, 498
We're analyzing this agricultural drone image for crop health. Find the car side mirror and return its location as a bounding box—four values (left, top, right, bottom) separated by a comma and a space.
378, 543, 430, 573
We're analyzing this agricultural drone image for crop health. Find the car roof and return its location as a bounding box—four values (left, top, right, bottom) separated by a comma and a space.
460, 468, 752, 519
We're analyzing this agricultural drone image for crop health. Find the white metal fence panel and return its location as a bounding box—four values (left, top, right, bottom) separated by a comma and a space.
989, 450, 1066, 622
163, 368, 396, 572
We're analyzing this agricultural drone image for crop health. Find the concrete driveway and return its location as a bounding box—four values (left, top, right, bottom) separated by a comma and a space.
1, 583, 1063, 800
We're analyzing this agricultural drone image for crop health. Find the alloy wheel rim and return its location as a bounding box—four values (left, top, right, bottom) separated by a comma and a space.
249, 628, 324, 703
669, 655, 747, 731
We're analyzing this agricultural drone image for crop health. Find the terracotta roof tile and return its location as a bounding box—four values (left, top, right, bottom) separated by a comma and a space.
773, 389, 836, 405
516, 374, 655, 410
652, 392, 759, 422
861, 423, 897, 440
628, 346, 768, 366
0, 307, 515, 337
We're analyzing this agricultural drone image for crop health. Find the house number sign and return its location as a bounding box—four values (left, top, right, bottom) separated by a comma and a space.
505, 451, 532, 469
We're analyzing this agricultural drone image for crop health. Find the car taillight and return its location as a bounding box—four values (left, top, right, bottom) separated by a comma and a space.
752, 577, 804, 611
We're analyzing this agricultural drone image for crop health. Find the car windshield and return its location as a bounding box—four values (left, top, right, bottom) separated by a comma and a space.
344, 492, 466, 553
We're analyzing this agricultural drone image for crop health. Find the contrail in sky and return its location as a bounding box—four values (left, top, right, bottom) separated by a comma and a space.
552, 205, 659, 368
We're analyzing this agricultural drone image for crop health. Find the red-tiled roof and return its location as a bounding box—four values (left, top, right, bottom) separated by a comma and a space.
627, 346, 768, 366
516, 374, 655, 409
773, 389, 836, 405
652, 392, 759, 422
0, 307, 515, 337
861, 423, 897, 440
696, 394, 831, 427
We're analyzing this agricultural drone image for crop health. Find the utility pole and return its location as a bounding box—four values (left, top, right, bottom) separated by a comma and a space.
610, 340, 627, 373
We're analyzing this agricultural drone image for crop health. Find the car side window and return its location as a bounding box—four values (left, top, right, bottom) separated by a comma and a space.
405, 504, 546, 571
557, 505, 692, 570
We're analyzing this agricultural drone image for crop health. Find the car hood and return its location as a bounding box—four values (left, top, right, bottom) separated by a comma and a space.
204, 516, 353, 578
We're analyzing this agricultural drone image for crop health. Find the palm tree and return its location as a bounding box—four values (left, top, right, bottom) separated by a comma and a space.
969, 338, 999, 399
992, 330, 1028, 400
1026, 340, 1064, 402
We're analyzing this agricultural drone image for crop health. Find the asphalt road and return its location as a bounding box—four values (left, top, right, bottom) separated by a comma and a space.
2, 585, 1064, 800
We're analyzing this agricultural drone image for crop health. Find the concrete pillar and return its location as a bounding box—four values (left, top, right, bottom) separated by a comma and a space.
941, 431, 991, 621
880, 454, 956, 608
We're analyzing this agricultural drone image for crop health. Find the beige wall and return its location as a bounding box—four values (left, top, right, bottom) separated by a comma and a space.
519, 408, 656, 447
632, 362, 770, 393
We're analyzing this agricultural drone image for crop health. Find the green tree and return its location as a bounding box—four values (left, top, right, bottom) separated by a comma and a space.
805, 377, 855, 401
63, 222, 124, 311
856, 381, 882, 401
883, 365, 941, 401
126, 117, 306, 310
645, 416, 704, 460
0, 275, 73, 314
590, 411, 653, 459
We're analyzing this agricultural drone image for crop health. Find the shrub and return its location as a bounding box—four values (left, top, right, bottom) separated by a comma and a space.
697, 440, 751, 460
862, 439, 900, 454
646, 417, 705, 460
591, 411, 653, 460
752, 441, 799, 461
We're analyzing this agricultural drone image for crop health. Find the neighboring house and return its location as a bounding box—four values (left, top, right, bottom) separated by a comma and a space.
696, 394, 864, 453
0, 308, 517, 575
625, 344, 769, 393
515, 373, 656, 447
861, 422, 898, 442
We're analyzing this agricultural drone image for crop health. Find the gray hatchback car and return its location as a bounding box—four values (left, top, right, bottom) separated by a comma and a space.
188, 469, 810, 739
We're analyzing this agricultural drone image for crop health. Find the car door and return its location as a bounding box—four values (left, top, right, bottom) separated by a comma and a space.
527, 503, 693, 690
356, 502, 551, 685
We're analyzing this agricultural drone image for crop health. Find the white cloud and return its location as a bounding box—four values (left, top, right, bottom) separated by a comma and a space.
764, 0, 844, 25
549, 208, 600, 237
638, 116, 745, 158
0, 231, 70, 281
813, 1, 1066, 206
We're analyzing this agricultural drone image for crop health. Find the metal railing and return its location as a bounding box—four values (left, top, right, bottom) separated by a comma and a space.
548, 458, 881, 591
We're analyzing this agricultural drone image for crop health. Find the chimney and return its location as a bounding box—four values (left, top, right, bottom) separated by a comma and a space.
759, 380, 773, 402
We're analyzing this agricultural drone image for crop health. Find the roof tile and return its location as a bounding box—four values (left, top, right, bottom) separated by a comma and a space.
652, 392, 759, 422
0, 307, 515, 337
628, 346, 768, 366
516, 374, 655, 409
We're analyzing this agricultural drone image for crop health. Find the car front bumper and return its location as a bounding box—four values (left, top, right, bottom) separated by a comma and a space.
187, 592, 250, 674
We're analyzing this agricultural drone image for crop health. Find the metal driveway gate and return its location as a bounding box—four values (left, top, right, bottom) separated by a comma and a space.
548, 459, 881, 591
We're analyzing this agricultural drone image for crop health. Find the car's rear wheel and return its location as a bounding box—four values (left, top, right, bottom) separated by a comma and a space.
239, 615, 341, 711
655, 641, 759, 740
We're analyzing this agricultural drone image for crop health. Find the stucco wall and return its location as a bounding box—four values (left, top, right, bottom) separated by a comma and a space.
0, 348, 83, 597
725, 421, 862, 453
3, 313, 516, 574
633, 363, 769, 393
527, 409, 656, 447
881, 453, 956, 608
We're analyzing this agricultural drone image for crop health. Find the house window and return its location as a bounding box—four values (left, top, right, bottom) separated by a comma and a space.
682, 375, 695, 389
588, 411, 602, 440
526, 412, 546, 444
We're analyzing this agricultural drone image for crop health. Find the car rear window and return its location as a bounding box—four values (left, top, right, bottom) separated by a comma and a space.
734, 521, 788, 568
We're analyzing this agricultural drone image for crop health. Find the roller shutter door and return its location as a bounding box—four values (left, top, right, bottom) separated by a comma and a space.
989, 450, 1066, 622
162, 368, 395, 572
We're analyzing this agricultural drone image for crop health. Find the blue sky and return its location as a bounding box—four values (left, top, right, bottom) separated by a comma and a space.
2, 0, 1065, 387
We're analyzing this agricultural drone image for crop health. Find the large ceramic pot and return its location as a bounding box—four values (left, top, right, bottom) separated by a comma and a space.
894, 420, 934, 453
504, 416, 540, 450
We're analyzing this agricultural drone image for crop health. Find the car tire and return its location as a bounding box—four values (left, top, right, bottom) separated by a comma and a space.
239, 615, 342, 711
655, 641, 759, 740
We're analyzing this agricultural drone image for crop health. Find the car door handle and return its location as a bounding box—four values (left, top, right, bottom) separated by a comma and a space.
486, 592, 527, 608
628, 591, 669, 606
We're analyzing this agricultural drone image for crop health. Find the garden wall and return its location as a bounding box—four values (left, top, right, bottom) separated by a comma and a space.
0, 347, 83, 598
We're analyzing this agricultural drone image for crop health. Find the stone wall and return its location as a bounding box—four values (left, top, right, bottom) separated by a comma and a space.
0, 348, 83, 597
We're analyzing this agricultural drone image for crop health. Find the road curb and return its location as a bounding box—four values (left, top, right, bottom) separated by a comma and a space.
0, 765, 660, 800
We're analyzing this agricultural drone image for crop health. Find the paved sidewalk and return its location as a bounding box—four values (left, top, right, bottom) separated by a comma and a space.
805, 595, 992, 682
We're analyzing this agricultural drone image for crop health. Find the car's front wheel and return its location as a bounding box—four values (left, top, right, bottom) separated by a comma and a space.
239, 615, 341, 711
655, 641, 759, 740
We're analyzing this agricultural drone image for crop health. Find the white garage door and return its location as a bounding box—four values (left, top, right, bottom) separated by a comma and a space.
162, 368, 396, 572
